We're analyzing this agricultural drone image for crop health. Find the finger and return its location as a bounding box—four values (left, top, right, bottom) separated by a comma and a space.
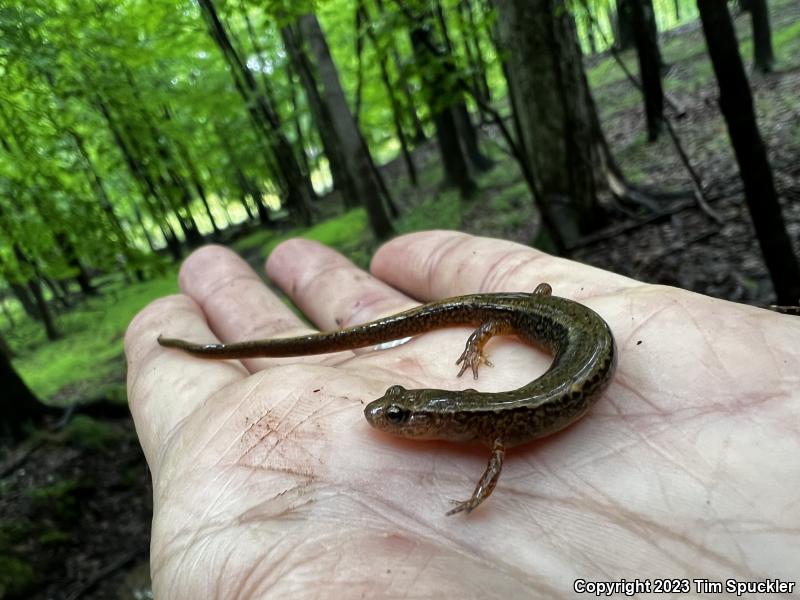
266, 238, 417, 332
370, 231, 640, 303
125, 294, 247, 469
176, 245, 313, 373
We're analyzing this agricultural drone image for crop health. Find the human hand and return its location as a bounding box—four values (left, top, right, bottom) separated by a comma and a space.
125, 230, 800, 598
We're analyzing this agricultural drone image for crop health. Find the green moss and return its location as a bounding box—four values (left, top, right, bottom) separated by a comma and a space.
233, 209, 371, 260
26, 478, 80, 520
62, 415, 120, 451
489, 179, 529, 210
774, 21, 800, 64
397, 188, 462, 233
0, 555, 35, 598
587, 53, 630, 89
37, 529, 72, 546
0, 519, 33, 548
11, 271, 178, 403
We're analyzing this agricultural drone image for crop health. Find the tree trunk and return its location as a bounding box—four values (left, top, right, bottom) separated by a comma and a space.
454, 102, 494, 172
1, 218, 61, 339
128, 80, 204, 248
0, 332, 11, 357
197, 0, 315, 225
0, 345, 49, 443
9, 282, 38, 320
240, 4, 314, 179
43, 277, 70, 312
495, 0, 618, 244
615, 0, 635, 50
28, 276, 60, 341
286, 66, 313, 177
631, 0, 665, 140
162, 105, 221, 235
0, 297, 15, 328
586, 10, 598, 55
432, 4, 493, 172
213, 123, 266, 224
282, 22, 357, 207
69, 128, 141, 275
132, 205, 157, 253
697, 0, 800, 303
459, 0, 492, 103
749, 0, 774, 73
410, 25, 476, 198
94, 96, 183, 262
361, 1, 418, 186
373, 0, 427, 144
294, 14, 395, 239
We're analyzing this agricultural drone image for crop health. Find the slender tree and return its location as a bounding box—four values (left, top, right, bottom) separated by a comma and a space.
615, 0, 635, 50
749, 0, 774, 73
197, 0, 315, 225
410, 23, 476, 197
631, 0, 665, 140
359, 0, 418, 185
697, 0, 800, 303
284, 14, 395, 239
373, 0, 427, 143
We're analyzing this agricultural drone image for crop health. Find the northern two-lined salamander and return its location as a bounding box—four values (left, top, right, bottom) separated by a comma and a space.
158, 283, 616, 515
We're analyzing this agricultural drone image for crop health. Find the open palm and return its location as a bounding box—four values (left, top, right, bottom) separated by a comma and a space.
125, 231, 799, 598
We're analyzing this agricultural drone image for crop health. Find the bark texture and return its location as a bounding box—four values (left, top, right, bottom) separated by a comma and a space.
288, 14, 395, 239
495, 0, 619, 241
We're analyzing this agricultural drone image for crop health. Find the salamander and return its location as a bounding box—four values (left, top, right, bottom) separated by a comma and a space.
158, 283, 617, 515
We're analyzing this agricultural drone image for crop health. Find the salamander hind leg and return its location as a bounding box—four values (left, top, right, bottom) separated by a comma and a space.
533, 283, 552, 296
446, 439, 505, 516
455, 321, 514, 379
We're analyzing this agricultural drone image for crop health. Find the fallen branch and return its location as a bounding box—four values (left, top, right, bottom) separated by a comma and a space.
569, 198, 695, 250
662, 118, 723, 223
768, 304, 800, 315
634, 228, 719, 273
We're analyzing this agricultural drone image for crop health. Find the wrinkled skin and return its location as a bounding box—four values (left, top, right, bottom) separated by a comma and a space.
126, 231, 800, 598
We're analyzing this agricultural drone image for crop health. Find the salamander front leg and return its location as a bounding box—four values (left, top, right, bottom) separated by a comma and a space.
455, 321, 514, 379
446, 439, 505, 516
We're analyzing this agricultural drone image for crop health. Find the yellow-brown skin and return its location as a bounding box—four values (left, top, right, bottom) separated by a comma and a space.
158, 283, 616, 515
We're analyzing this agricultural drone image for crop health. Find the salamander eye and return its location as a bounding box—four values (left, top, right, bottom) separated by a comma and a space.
384, 404, 409, 425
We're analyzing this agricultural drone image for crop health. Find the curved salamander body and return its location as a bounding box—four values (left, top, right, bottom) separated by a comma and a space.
158, 283, 616, 515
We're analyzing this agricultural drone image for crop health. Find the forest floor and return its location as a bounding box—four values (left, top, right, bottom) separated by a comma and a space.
2, 3, 799, 598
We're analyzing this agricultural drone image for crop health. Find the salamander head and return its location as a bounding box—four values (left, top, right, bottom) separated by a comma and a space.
364, 385, 464, 440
